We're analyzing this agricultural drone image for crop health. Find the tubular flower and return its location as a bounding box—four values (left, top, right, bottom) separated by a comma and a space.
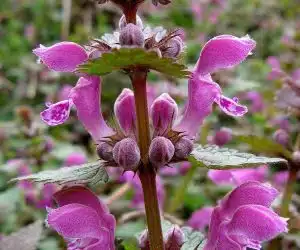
204, 181, 288, 250
47, 186, 116, 250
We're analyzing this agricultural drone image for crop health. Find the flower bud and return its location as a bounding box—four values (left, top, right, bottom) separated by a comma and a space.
113, 138, 140, 170
164, 225, 185, 250
292, 151, 300, 164
212, 127, 232, 146
114, 88, 136, 135
174, 137, 193, 159
160, 37, 184, 58
119, 15, 143, 30
96, 142, 114, 162
150, 93, 178, 135
119, 24, 144, 47
273, 129, 289, 146
149, 136, 175, 167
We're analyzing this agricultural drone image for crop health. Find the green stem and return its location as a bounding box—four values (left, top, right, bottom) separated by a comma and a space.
267, 166, 298, 250
131, 70, 164, 250
167, 163, 198, 213
280, 166, 298, 217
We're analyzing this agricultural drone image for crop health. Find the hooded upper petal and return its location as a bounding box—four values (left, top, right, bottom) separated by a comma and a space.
114, 88, 136, 135
175, 75, 220, 137
53, 186, 115, 250
220, 181, 278, 218
70, 76, 114, 141
226, 205, 288, 247
33, 42, 88, 72
40, 99, 73, 126
195, 35, 256, 75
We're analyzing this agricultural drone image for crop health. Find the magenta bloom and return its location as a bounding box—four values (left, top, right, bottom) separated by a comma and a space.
187, 206, 214, 231
208, 165, 268, 186
47, 186, 116, 250
63, 152, 87, 167
175, 35, 256, 136
204, 181, 288, 250
34, 35, 255, 170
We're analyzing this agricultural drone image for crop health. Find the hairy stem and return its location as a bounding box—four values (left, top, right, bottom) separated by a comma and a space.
131, 69, 164, 250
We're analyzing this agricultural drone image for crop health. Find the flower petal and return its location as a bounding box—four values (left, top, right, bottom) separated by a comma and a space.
216, 95, 248, 116
187, 206, 214, 231
196, 35, 256, 75
53, 186, 116, 249
33, 42, 88, 72
231, 166, 268, 185
114, 88, 136, 135
40, 99, 72, 126
70, 76, 114, 141
220, 181, 279, 217
150, 93, 178, 135
53, 186, 115, 230
175, 76, 220, 137
208, 169, 233, 185
226, 205, 288, 246
47, 203, 105, 240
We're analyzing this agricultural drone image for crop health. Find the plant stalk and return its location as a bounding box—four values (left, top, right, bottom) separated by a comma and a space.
131, 69, 164, 250
267, 165, 298, 250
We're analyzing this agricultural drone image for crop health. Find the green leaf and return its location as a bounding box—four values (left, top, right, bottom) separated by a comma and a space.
189, 145, 287, 170
181, 227, 206, 250
11, 161, 109, 186
235, 135, 293, 160
0, 220, 43, 250
77, 48, 190, 79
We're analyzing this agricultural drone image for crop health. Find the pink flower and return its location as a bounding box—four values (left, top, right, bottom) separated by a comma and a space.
204, 181, 288, 250
47, 186, 116, 250
175, 35, 256, 136
187, 206, 214, 231
63, 152, 87, 167
208, 165, 268, 186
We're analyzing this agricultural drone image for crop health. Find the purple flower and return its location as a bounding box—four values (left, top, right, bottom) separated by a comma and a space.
210, 127, 232, 146
63, 152, 87, 167
187, 206, 214, 231
204, 181, 288, 250
33, 42, 88, 72
47, 186, 116, 250
175, 35, 256, 136
208, 165, 268, 186
241, 91, 264, 113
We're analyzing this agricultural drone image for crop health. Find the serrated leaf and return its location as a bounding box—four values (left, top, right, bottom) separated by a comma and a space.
189, 145, 287, 170
235, 135, 292, 160
10, 161, 109, 186
181, 227, 206, 250
77, 48, 190, 79
0, 220, 43, 250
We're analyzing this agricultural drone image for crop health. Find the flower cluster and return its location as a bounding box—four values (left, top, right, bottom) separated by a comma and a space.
33, 13, 255, 173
